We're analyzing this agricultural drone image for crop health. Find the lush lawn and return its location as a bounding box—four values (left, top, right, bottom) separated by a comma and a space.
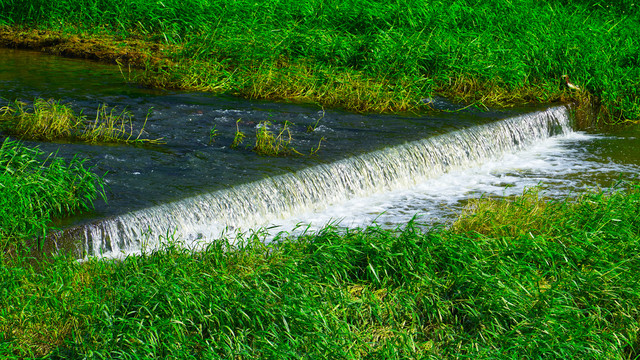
1, 181, 639, 358
1, 0, 639, 123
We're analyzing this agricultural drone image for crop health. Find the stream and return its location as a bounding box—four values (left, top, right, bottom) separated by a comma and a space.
1, 48, 638, 258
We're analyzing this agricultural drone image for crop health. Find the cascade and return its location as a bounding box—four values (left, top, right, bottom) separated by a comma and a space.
52, 106, 572, 257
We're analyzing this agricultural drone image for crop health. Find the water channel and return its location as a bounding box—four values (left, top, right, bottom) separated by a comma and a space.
1, 48, 638, 258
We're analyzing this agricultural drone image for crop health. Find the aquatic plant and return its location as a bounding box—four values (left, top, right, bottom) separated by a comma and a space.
208, 124, 219, 144
0, 98, 163, 145
0, 138, 104, 250
230, 119, 321, 156
306, 108, 325, 133
82, 104, 162, 145
309, 136, 324, 156
1, 181, 640, 358
0, 99, 79, 140
253, 120, 300, 157
230, 119, 245, 149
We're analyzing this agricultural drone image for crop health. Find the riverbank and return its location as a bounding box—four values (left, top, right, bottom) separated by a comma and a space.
2, 181, 639, 358
1, 0, 639, 126
0, 139, 104, 253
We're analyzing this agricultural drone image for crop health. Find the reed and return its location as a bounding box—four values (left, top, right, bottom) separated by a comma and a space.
230, 119, 245, 149
253, 121, 300, 157
1, 0, 638, 125
0, 98, 163, 144
0, 138, 104, 250
2, 181, 640, 358
208, 124, 219, 144
0, 99, 80, 141
231, 119, 323, 156
81, 104, 162, 145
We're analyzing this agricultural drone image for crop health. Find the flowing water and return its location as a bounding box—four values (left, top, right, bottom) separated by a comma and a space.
1, 48, 639, 258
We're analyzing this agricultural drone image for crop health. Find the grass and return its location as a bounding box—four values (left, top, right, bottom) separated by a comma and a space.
208, 124, 219, 144
0, 0, 639, 126
1, 0, 640, 357
0, 138, 104, 252
1, 181, 640, 358
253, 121, 301, 157
230, 119, 246, 149
0, 98, 163, 145
230, 119, 323, 156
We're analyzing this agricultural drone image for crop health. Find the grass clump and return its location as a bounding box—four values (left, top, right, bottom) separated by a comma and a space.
253, 121, 301, 157
231, 119, 323, 157
0, 98, 161, 144
2, 181, 640, 358
229, 119, 245, 149
0, 98, 78, 140
0, 138, 104, 251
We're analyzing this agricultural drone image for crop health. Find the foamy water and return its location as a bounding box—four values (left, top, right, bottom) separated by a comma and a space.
270, 132, 637, 235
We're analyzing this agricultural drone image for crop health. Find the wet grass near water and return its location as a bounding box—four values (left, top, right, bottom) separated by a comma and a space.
1, 181, 640, 358
0, 0, 639, 125
0, 98, 163, 145
0, 139, 104, 251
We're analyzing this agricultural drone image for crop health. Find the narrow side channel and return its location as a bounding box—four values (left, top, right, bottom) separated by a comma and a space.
52, 106, 572, 257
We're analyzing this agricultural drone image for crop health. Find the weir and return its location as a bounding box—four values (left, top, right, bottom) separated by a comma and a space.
52, 106, 572, 257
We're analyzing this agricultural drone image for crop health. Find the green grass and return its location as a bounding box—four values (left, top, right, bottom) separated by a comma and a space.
2, 181, 640, 358
0, 138, 104, 251
230, 119, 246, 149
253, 121, 301, 157
0, 98, 163, 144
1, 1, 640, 357
230, 119, 323, 156
1, 0, 639, 125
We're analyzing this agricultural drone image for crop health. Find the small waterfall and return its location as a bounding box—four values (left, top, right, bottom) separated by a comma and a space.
55, 106, 572, 257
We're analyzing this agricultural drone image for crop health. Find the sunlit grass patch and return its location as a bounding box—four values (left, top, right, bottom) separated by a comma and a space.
0, 139, 104, 250
81, 104, 161, 145
230, 117, 323, 157
452, 182, 640, 241
253, 121, 300, 157
0, 98, 79, 140
0, 98, 162, 145
451, 186, 567, 238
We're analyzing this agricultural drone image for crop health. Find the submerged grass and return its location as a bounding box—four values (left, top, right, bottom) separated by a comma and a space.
0, 98, 162, 144
0, 0, 639, 126
2, 181, 640, 358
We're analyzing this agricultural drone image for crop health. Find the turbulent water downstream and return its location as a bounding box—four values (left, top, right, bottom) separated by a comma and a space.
1, 48, 639, 258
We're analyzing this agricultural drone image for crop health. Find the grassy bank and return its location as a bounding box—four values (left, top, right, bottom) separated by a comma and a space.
0, 138, 104, 251
1, 181, 639, 358
0, 0, 639, 125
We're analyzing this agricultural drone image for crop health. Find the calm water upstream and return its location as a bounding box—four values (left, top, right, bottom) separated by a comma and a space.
1, 48, 638, 257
